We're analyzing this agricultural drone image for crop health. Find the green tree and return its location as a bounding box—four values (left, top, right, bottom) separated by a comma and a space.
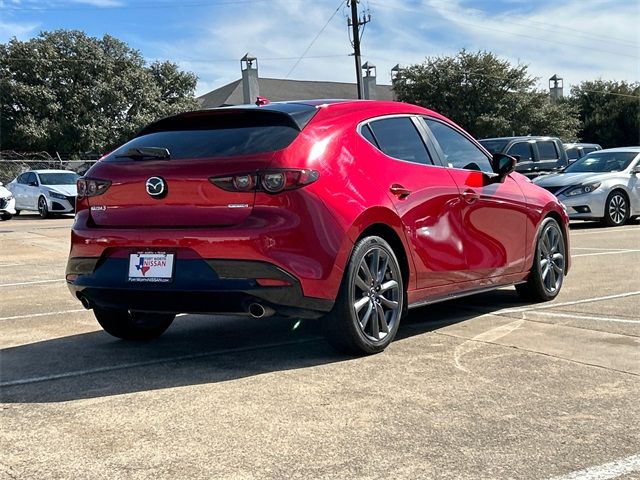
393, 50, 579, 141
0, 30, 198, 157
570, 80, 640, 148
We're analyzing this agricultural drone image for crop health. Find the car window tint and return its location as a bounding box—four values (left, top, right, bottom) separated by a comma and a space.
507, 142, 534, 162
425, 119, 492, 173
17, 173, 28, 184
538, 141, 559, 160
582, 147, 596, 155
566, 148, 580, 160
368, 117, 431, 165
27, 173, 38, 185
360, 124, 379, 148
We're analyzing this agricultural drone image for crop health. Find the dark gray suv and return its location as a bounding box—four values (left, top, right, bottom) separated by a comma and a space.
479, 136, 568, 178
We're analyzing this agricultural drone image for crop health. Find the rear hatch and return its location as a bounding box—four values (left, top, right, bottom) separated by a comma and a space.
86, 106, 316, 228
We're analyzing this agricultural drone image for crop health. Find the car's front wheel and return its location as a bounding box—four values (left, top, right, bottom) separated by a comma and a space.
324, 236, 404, 355
0, 212, 11, 221
94, 308, 175, 340
602, 191, 629, 227
38, 196, 50, 219
516, 217, 566, 302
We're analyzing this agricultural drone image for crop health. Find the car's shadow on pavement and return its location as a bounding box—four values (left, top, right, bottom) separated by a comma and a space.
1, 289, 529, 404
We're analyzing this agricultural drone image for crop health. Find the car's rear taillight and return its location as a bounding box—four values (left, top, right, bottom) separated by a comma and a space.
77, 178, 111, 198
209, 169, 319, 194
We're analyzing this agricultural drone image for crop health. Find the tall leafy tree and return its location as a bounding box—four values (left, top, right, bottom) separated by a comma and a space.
570, 80, 640, 148
0, 30, 198, 157
393, 50, 579, 141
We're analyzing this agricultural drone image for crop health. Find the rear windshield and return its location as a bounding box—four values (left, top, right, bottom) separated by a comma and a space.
106, 112, 302, 161
479, 139, 509, 154
38, 172, 79, 185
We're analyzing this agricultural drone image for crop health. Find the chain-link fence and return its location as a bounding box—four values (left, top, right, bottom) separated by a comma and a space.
0, 151, 97, 183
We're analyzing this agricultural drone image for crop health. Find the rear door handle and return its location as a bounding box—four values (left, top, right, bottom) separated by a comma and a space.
461, 189, 479, 204
390, 184, 412, 198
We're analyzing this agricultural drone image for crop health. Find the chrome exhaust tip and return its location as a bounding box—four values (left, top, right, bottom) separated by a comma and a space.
248, 303, 275, 318
78, 294, 92, 310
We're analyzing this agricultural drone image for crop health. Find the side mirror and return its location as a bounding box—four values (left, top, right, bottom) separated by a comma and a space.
28, 181, 38, 187
491, 153, 517, 182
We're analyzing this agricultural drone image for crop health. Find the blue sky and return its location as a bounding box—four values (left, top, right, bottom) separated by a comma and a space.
1, 0, 639, 97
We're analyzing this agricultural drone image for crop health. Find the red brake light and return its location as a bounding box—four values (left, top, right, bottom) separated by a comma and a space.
209, 169, 319, 194
77, 177, 111, 198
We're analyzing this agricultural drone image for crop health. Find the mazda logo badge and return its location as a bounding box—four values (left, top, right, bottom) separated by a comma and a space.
146, 177, 166, 198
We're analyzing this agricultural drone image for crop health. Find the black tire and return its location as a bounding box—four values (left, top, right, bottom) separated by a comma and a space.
14, 209, 20, 216
38, 196, 50, 219
94, 308, 175, 340
324, 236, 405, 355
0, 212, 11, 221
601, 190, 629, 227
516, 217, 566, 302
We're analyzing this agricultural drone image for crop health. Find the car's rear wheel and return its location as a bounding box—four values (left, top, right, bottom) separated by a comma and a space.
516, 217, 566, 302
94, 308, 175, 340
602, 191, 629, 227
38, 196, 50, 219
324, 236, 404, 355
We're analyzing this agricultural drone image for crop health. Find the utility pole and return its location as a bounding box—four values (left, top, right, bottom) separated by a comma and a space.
348, 0, 370, 99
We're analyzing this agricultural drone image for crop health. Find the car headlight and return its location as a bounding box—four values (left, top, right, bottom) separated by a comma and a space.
49, 191, 67, 200
564, 182, 601, 197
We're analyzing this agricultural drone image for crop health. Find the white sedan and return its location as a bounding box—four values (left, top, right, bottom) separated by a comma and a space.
7, 169, 80, 218
534, 147, 640, 226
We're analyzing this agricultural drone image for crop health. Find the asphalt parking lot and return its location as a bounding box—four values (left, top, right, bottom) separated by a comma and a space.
1, 215, 639, 480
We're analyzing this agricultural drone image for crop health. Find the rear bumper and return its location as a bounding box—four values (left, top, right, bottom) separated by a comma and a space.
66, 257, 333, 318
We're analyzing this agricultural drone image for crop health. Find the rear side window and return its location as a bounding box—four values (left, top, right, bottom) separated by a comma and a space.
425, 119, 492, 173
582, 147, 597, 155
17, 173, 28, 184
27, 173, 38, 185
368, 117, 432, 165
360, 124, 379, 148
106, 113, 301, 161
538, 141, 559, 160
566, 148, 580, 160
507, 142, 534, 162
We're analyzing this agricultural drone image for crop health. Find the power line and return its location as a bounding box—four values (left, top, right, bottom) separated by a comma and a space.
284, 1, 346, 79
2, 54, 350, 64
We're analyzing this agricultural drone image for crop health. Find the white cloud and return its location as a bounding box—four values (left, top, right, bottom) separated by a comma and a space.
121, 0, 640, 97
68, 0, 125, 6
0, 20, 40, 42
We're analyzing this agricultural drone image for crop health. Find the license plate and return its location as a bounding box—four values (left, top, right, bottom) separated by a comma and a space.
128, 252, 174, 283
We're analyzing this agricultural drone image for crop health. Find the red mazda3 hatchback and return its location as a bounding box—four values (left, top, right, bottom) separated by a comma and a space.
67, 100, 570, 354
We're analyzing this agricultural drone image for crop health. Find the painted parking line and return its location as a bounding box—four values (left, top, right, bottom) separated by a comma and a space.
523, 311, 640, 325
572, 247, 638, 251
573, 250, 640, 258
0, 279, 65, 287
0, 336, 323, 388
571, 227, 640, 236
0, 309, 86, 322
500, 291, 640, 315
547, 453, 640, 480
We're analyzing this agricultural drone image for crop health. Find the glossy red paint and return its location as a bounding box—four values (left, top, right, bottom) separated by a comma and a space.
68, 100, 569, 316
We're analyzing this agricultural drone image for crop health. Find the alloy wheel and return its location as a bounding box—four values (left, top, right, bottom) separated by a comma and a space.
608, 194, 627, 225
538, 223, 565, 295
38, 197, 48, 218
351, 246, 401, 342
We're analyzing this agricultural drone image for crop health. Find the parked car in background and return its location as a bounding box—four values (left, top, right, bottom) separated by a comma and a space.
0, 182, 16, 220
7, 170, 79, 218
66, 99, 570, 355
479, 136, 568, 178
534, 147, 640, 226
564, 143, 602, 163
